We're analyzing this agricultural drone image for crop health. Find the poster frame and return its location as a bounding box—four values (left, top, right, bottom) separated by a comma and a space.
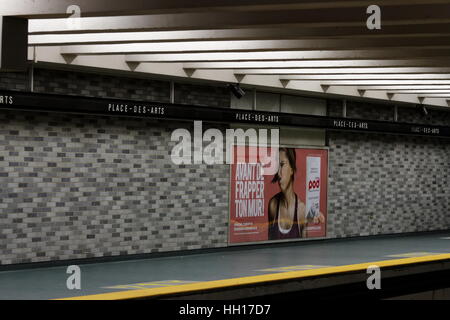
227, 143, 330, 247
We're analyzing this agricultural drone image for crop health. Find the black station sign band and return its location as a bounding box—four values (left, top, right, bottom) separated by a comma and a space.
0, 90, 449, 138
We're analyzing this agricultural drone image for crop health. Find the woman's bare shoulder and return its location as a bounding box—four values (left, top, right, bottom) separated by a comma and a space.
296, 197, 306, 222
268, 195, 278, 220
297, 199, 306, 211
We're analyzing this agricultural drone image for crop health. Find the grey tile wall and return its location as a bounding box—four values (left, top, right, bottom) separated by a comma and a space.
174, 82, 230, 108
327, 100, 450, 237
397, 106, 450, 126
33, 68, 172, 103
346, 101, 394, 122
327, 100, 394, 121
327, 132, 450, 237
0, 68, 233, 265
327, 99, 343, 118
1, 68, 450, 266
0, 71, 29, 91
0, 110, 229, 265
327, 99, 450, 126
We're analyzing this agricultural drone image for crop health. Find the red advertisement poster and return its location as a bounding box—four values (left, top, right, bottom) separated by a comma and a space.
229, 146, 328, 244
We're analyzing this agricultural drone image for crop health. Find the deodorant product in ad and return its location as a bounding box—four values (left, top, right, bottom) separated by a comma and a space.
306, 156, 321, 221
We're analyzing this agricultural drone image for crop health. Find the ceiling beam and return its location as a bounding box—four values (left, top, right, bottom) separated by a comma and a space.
182, 59, 450, 69
387, 90, 450, 93
276, 74, 450, 80
9, 0, 448, 17
58, 37, 450, 55
119, 49, 450, 63
29, 4, 450, 33
322, 80, 450, 86
357, 86, 450, 90
28, 23, 450, 44
418, 94, 450, 98
242, 68, 450, 75
3, 0, 450, 110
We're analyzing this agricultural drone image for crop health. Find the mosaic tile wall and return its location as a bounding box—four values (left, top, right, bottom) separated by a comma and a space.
327, 100, 395, 122
397, 106, 450, 126
327, 99, 450, 237
0, 110, 229, 265
327, 99, 450, 125
0, 71, 29, 92
0, 68, 232, 265
174, 82, 230, 108
33, 69, 171, 103
327, 132, 450, 237
1, 68, 450, 265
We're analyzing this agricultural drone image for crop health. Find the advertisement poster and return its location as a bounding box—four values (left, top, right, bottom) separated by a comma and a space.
229, 146, 328, 244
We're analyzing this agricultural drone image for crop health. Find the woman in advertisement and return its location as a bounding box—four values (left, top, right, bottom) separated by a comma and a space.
268, 148, 324, 240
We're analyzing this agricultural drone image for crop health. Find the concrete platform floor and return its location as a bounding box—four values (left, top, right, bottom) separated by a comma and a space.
1, 231, 450, 300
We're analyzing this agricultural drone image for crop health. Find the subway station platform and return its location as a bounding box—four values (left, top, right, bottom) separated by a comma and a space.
1, 231, 450, 300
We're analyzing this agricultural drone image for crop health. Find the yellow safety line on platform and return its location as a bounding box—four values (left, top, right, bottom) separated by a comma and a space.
56, 253, 450, 300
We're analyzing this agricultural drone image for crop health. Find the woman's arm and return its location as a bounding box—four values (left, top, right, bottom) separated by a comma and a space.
297, 201, 307, 238
268, 197, 277, 239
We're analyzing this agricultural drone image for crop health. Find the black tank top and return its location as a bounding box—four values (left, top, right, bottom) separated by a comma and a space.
268, 192, 300, 240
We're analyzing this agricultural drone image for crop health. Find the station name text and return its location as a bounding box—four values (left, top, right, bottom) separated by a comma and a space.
235, 112, 279, 123
411, 126, 440, 135
108, 103, 165, 116
0, 95, 13, 105
333, 119, 369, 130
